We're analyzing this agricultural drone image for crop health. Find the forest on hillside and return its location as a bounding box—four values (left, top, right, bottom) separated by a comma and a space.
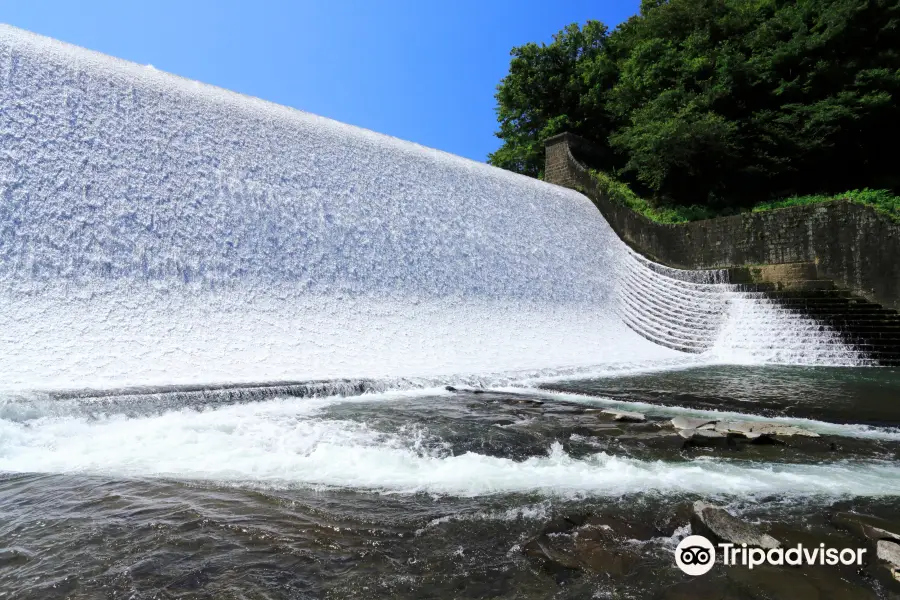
488, 0, 900, 217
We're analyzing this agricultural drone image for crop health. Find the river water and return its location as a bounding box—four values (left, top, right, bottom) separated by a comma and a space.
2, 25, 899, 599
2, 365, 899, 599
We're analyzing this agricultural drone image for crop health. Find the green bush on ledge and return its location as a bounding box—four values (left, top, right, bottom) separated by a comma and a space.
588, 170, 715, 224
589, 170, 900, 225
752, 189, 900, 223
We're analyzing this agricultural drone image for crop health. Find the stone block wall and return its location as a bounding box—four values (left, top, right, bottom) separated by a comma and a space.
545, 134, 900, 311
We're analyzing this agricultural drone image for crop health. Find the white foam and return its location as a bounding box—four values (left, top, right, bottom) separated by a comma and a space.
0, 25, 862, 392
531, 388, 900, 441
1, 395, 898, 498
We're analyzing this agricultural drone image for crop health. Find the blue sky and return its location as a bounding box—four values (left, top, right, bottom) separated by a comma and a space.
1, 1, 640, 162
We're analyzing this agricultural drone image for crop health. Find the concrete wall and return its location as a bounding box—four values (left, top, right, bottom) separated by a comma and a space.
545, 134, 900, 311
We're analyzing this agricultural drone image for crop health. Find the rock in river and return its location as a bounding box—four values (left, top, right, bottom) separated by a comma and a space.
600, 409, 645, 422
678, 428, 733, 447
521, 513, 662, 576
691, 501, 780, 549
670, 416, 716, 430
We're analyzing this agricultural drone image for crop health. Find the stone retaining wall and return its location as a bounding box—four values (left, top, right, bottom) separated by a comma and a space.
544, 133, 900, 311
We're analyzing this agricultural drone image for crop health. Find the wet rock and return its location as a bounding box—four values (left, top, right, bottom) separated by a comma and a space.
714, 421, 756, 436
541, 514, 588, 535
678, 428, 723, 439
445, 386, 458, 392
671, 416, 716, 430
620, 429, 687, 452
521, 534, 582, 570
657, 577, 747, 600
678, 428, 733, 447
727, 562, 878, 600
691, 501, 780, 549
877, 539, 900, 568
828, 512, 900, 545
521, 513, 656, 577
581, 514, 663, 541
600, 409, 645, 422
746, 422, 819, 438
713, 420, 819, 438
571, 536, 641, 577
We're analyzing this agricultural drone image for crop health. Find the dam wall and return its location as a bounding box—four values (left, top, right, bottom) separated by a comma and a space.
0, 25, 672, 391
0, 25, 868, 392
546, 133, 900, 312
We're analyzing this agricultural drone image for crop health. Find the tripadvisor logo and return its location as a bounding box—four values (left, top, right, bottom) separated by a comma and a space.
675, 535, 867, 575
675, 535, 716, 575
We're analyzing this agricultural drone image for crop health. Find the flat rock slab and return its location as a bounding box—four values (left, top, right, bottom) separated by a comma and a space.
521, 513, 650, 576
678, 428, 725, 439
691, 501, 781, 549
877, 540, 900, 567
714, 420, 755, 434
601, 409, 645, 422
678, 429, 733, 447
829, 512, 900, 545
683, 418, 820, 438
671, 416, 716, 430
748, 422, 819, 438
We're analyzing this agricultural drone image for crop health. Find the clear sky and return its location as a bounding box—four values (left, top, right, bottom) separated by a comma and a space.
1, 1, 640, 162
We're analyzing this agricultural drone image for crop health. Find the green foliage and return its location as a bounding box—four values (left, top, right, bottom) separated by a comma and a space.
487, 21, 617, 178
594, 168, 900, 223
491, 0, 900, 207
591, 170, 718, 223
753, 189, 900, 222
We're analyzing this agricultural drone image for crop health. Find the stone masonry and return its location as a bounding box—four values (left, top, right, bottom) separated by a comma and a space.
545, 133, 900, 312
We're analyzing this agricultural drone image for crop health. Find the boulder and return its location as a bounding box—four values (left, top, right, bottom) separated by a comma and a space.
877, 540, 900, 583
748, 422, 819, 438
713, 420, 756, 435
521, 513, 655, 576
828, 512, 900, 545
671, 416, 716, 430
581, 514, 662, 541
712, 420, 819, 438
600, 408, 645, 422
521, 534, 582, 570
877, 539, 900, 567
691, 501, 780, 549
572, 536, 641, 576
678, 428, 733, 447
727, 562, 879, 600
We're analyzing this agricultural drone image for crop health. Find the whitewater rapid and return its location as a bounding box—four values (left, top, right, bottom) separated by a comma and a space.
1, 389, 898, 498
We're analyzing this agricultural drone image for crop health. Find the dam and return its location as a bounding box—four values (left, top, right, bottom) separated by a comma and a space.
0, 25, 861, 394
1, 25, 899, 600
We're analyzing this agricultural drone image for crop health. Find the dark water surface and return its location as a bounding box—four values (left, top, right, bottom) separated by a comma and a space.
2, 366, 900, 599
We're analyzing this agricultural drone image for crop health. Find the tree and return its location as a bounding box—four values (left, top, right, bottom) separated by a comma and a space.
488, 21, 617, 178
491, 0, 900, 209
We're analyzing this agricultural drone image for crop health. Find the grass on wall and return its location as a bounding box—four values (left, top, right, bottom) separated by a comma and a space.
589, 171, 900, 224
752, 189, 900, 222
589, 170, 715, 224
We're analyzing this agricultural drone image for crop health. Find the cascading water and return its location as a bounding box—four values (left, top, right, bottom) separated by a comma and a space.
616, 251, 865, 365
2, 29, 899, 599
0, 25, 859, 395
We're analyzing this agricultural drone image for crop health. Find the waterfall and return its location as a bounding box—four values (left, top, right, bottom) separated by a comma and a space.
0, 25, 859, 394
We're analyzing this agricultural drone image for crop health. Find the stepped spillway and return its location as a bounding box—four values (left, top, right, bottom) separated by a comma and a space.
0, 25, 861, 394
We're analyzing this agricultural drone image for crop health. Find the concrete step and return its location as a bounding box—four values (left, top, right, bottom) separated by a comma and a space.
823, 320, 900, 328
740, 289, 855, 299
792, 307, 897, 317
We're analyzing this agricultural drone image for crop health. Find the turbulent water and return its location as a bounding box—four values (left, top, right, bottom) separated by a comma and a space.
0, 25, 898, 599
